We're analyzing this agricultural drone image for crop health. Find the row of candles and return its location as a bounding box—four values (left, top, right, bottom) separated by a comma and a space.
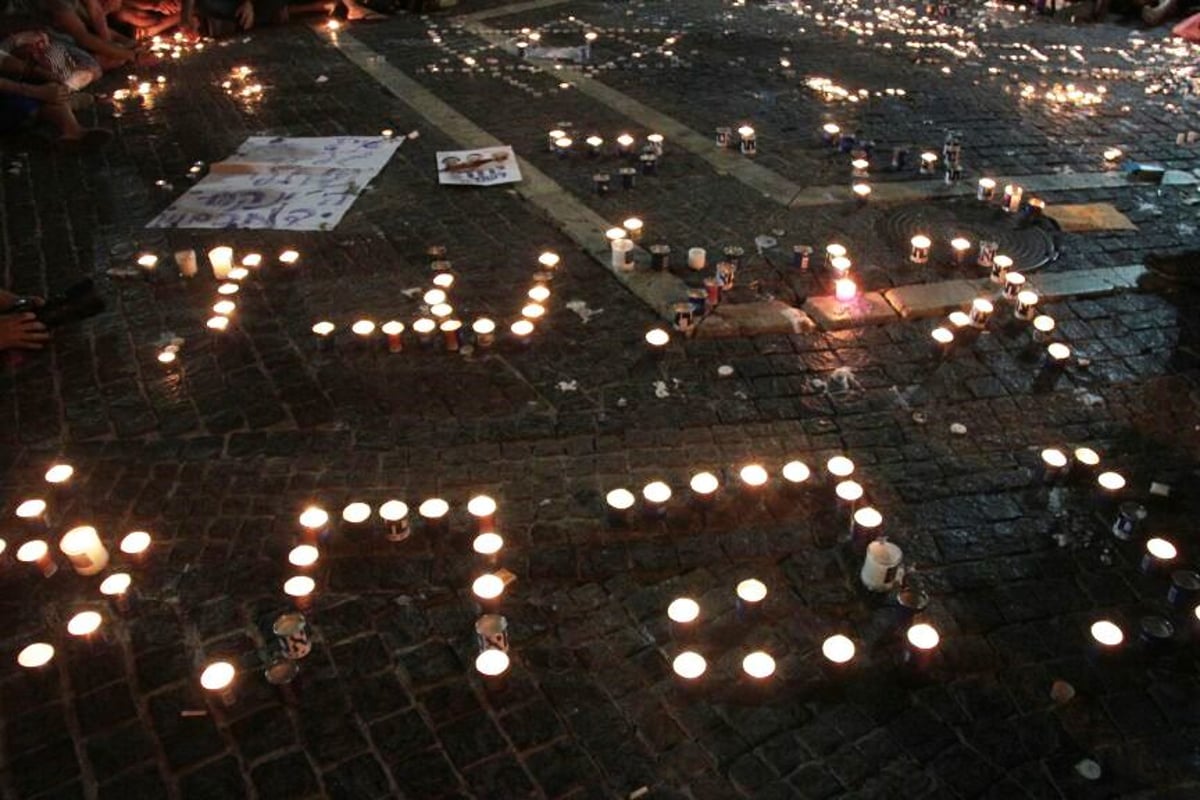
11, 464, 147, 670
219, 65, 265, 102
309, 249, 562, 352
546, 129, 664, 161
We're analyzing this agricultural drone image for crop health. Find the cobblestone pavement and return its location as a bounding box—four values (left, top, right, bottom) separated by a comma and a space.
1, 0, 1199, 797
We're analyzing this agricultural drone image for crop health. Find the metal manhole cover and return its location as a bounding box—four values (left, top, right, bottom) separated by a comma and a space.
883, 202, 1057, 272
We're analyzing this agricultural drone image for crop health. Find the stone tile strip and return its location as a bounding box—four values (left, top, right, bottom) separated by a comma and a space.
455, 0, 570, 23
324, 29, 691, 320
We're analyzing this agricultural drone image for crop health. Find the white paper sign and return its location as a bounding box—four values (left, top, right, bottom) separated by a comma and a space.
437, 146, 522, 186
147, 136, 401, 231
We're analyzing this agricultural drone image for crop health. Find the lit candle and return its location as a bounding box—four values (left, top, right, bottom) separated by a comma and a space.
1096, 471, 1125, 502
1103, 147, 1123, 163
472, 318, 496, 348
119, 531, 151, 562
834, 278, 857, 303
824, 243, 847, 269
99, 572, 132, 612
622, 217, 644, 241
473, 532, 504, 567
288, 544, 319, 569
919, 152, 938, 175
17, 539, 57, 577
212, 300, 236, 316
312, 321, 336, 350
137, 253, 159, 282
341, 502, 372, 530
379, 500, 410, 542
44, 464, 73, 490
781, 460, 811, 488
645, 327, 670, 351
279, 250, 300, 266
1089, 619, 1124, 653
672, 651, 707, 688
852, 183, 871, 205
835, 480, 864, 513
414, 318, 438, 347
741, 651, 776, 681
605, 488, 636, 527
472, 573, 506, 612
1046, 342, 1071, 366
467, 495, 497, 531
1015, 290, 1039, 320
17, 642, 55, 669
67, 610, 103, 641
432, 272, 455, 290
1031, 315, 1056, 344
1040, 447, 1069, 483
1003, 271, 1026, 301
991, 254, 1013, 285
537, 252, 560, 271
298, 506, 330, 543
59, 526, 109, 576
206, 316, 229, 333
217, 282, 240, 295
735, 578, 767, 620
826, 456, 855, 479
821, 634, 856, 665
616, 133, 635, 157
829, 256, 852, 280
474, 648, 510, 693
821, 122, 840, 144
860, 537, 904, 592
283, 575, 316, 611
931, 326, 955, 357
418, 498, 450, 536
381, 321, 405, 353
737, 125, 757, 155
15, 498, 49, 530
423, 288, 447, 306
969, 298, 994, 328
547, 129, 566, 152
688, 247, 706, 271
352, 319, 376, 349
520, 304, 545, 322
200, 660, 238, 706
208, 246, 234, 279
910, 235, 931, 264
667, 597, 700, 640
850, 158, 870, 178
1141, 537, 1177, 575
510, 319, 534, 347
1002, 184, 1024, 214
159, 348, 176, 365
950, 237, 971, 265
905, 623, 940, 665
689, 471, 720, 505
440, 320, 463, 352
642, 480, 672, 518
738, 464, 769, 492
851, 506, 883, 546
977, 177, 996, 201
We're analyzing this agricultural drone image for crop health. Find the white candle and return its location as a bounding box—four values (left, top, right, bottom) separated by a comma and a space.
860, 538, 904, 592
200, 660, 237, 705
208, 246, 234, 279
59, 526, 109, 576
822, 634, 855, 664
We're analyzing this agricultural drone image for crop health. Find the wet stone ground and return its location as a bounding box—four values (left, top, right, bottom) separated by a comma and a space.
0, 0, 1199, 797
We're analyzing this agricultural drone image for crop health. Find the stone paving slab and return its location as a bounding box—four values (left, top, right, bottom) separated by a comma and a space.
804, 291, 897, 330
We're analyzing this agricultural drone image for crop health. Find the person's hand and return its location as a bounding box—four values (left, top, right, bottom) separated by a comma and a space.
0, 313, 50, 351
29, 83, 70, 104
157, 0, 180, 13
235, 0, 254, 29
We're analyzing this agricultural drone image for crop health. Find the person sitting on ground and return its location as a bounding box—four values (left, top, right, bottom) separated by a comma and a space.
178, 0, 382, 37
0, 290, 50, 351
1141, 0, 1199, 24
7, 0, 141, 70
0, 44, 110, 145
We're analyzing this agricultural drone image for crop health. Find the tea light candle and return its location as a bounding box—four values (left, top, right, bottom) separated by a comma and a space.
379, 500, 410, 542
910, 235, 931, 264
826, 456, 855, 479
821, 123, 840, 144
850, 158, 870, 178
1046, 342, 1071, 366
440, 320, 463, 352
822, 634, 856, 664
510, 319, 534, 346
931, 326, 955, 357
217, 280, 241, 295
977, 177, 996, 201
418, 498, 450, 535
645, 327, 670, 350
467, 495, 497, 531
288, 544, 319, 568
829, 256, 852, 279
475, 648, 510, 681
1003, 271, 1026, 300
646, 133, 664, 156
553, 136, 573, 156
737, 125, 756, 155
1089, 619, 1124, 651
60, 526, 109, 576
991, 254, 1013, 284
585, 135, 604, 157
17, 539, 56, 577
67, 610, 103, 639
473, 532, 504, 566
208, 246, 234, 279
672, 650, 707, 684
782, 460, 811, 487
520, 304, 545, 322
969, 298, 994, 327
605, 488, 636, 526
547, 129, 566, 151
44, 464, 74, 486
824, 243, 846, 268
1040, 447, 1069, 482
119, 531, 151, 561
200, 660, 237, 706
919, 152, 938, 175
414, 318, 438, 346
616, 133, 635, 156
1103, 147, 1123, 163
851, 506, 883, 545
905, 623, 940, 664
99, 572, 132, 611
423, 288, 447, 306
312, 321, 336, 349
739, 464, 769, 491
206, 316, 229, 333
284, 575, 316, 610
341, 502, 372, 528
137, 254, 158, 281
17, 643, 55, 669
212, 300, 236, 316
642, 480, 672, 518
1032, 315, 1056, 343
432, 272, 455, 290
689, 471, 719, 504
298, 506, 330, 543
950, 237, 971, 265
1015, 290, 1039, 320
16, 498, 48, 528
1141, 538, 1177, 574
667, 597, 700, 641
537, 252, 560, 271
735, 578, 767, 620
1096, 471, 1125, 499
622, 217, 644, 241
851, 183, 871, 205
380, 321, 404, 353
1074, 447, 1101, 470
279, 250, 300, 266
742, 651, 776, 682
835, 480, 864, 512
472, 573, 506, 611
528, 285, 551, 304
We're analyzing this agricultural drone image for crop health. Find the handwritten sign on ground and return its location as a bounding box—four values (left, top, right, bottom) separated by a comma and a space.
436, 146, 522, 187
148, 136, 402, 231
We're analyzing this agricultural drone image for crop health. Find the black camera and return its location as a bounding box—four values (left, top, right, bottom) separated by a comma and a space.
9, 279, 105, 329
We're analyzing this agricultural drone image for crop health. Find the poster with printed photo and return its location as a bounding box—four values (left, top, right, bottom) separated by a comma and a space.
436, 146, 522, 187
